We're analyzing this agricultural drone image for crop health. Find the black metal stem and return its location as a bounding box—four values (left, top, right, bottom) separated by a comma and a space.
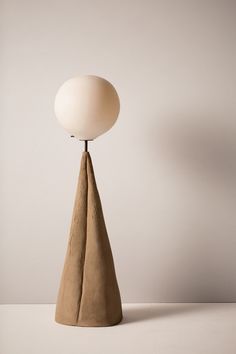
84, 140, 88, 152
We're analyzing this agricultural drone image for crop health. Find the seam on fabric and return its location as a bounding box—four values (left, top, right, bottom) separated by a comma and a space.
76, 153, 89, 323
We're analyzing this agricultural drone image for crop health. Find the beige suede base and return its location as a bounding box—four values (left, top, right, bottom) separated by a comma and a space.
55, 152, 122, 327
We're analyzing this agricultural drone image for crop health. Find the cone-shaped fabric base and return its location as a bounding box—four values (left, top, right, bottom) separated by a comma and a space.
55, 152, 122, 327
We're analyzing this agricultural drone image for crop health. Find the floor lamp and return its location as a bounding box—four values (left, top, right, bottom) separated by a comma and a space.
54, 75, 122, 327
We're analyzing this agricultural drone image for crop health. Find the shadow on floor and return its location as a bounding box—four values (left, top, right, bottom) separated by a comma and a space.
121, 303, 219, 324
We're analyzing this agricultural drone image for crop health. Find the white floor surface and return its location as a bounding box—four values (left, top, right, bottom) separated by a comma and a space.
0, 303, 235, 354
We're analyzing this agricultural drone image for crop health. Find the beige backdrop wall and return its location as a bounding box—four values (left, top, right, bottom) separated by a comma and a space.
1, 0, 236, 303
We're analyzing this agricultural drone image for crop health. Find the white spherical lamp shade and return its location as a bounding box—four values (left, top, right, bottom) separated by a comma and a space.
54, 75, 120, 140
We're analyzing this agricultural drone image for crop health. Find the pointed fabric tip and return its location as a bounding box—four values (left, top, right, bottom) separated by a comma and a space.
55, 152, 122, 327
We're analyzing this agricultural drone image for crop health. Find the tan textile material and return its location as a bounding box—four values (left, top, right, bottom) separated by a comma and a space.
55, 152, 122, 327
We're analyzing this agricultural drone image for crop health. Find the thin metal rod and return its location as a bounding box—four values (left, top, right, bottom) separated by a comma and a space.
84, 140, 88, 152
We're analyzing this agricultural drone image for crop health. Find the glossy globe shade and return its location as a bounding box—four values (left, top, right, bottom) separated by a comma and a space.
54, 75, 120, 140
